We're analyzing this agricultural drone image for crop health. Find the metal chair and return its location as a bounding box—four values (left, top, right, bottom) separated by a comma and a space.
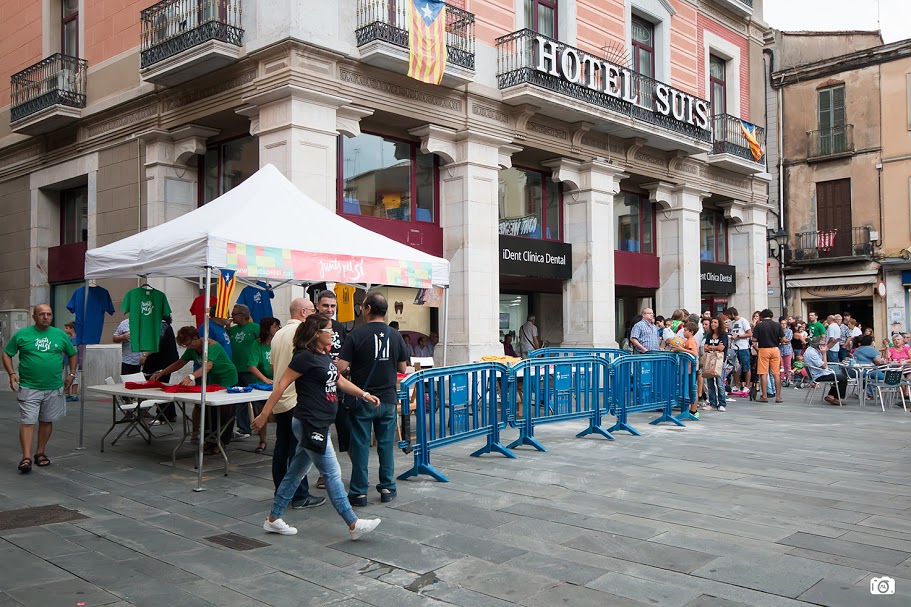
804, 367, 844, 405
867, 367, 907, 412
99, 374, 164, 451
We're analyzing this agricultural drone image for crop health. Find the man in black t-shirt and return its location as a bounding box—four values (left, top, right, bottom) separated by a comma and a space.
317, 290, 350, 453
337, 293, 408, 506
754, 309, 785, 402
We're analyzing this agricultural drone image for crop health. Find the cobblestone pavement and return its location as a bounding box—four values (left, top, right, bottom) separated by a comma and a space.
0, 385, 909, 607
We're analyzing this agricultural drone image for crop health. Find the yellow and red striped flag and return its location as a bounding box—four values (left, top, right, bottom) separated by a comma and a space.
407, 0, 447, 85
740, 120, 765, 162
213, 269, 236, 319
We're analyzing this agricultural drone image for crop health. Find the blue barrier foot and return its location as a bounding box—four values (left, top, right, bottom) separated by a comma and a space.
606, 421, 640, 436
576, 424, 615, 440
676, 410, 699, 422
471, 441, 517, 459
506, 435, 547, 452
649, 412, 686, 427
397, 463, 449, 482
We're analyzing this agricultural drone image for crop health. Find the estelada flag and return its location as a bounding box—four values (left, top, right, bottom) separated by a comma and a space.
740, 120, 765, 162
213, 269, 236, 319
408, 0, 447, 85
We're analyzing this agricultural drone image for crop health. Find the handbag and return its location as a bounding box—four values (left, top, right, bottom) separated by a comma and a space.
701, 351, 724, 377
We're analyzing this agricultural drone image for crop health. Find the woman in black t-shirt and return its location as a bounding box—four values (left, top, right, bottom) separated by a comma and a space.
252, 314, 382, 540
703, 317, 730, 411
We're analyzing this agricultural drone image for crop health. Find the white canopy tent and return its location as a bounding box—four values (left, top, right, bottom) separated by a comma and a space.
82, 163, 450, 490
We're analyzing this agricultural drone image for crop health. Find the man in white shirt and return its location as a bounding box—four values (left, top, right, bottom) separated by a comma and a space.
518, 315, 540, 358
825, 314, 842, 363
727, 307, 752, 395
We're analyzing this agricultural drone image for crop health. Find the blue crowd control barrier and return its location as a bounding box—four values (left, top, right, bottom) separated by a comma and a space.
506, 356, 614, 452
671, 351, 700, 422
397, 362, 514, 482
608, 353, 685, 435
529, 347, 628, 364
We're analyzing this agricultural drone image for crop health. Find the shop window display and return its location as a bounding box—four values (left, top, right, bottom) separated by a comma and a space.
498, 167, 562, 241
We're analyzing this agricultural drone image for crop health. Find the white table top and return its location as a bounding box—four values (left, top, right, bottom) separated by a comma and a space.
86, 384, 271, 406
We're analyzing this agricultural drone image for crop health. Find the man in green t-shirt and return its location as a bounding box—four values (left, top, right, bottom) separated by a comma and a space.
2, 304, 78, 474
228, 304, 259, 437
807, 312, 826, 339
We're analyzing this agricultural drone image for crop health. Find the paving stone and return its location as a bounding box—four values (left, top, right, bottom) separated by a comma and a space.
681, 596, 754, 607
777, 531, 911, 566
858, 515, 911, 535
75, 516, 204, 556
501, 550, 607, 584
520, 582, 652, 607
564, 529, 717, 573
0, 542, 75, 591
223, 571, 346, 606
421, 582, 517, 607
2, 527, 89, 559
329, 533, 461, 574
177, 579, 263, 607
433, 556, 560, 603
158, 546, 275, 583
798, 578, 911, 607
587, 571, 705, 607
423, 532, 527, 563
120, 554, 202, 584
393, 498, 516, 529
4, 577, 121, 607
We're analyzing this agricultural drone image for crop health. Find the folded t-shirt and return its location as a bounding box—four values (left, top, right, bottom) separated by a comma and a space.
249, 382, 273, 391
125, 381, 168, 390
160, 384, 225, 393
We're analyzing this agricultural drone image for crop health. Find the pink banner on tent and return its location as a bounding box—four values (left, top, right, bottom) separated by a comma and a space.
225, 242, 433, 287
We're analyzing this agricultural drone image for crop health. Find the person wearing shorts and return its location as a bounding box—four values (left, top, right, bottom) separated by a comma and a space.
754, 309, 785, 403
2, 304, 77, 473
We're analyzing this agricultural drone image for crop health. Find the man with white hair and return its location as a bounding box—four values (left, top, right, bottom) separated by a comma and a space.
518, 315, 540, 358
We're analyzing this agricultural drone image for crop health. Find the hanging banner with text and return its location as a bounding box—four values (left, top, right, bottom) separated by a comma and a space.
499, 235, 572, 280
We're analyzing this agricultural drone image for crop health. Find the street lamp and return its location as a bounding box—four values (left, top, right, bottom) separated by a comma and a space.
767, 227, 788, 260
767, 228, 788, 314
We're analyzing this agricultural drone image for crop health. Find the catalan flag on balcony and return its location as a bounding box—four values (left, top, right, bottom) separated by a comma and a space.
740, 120, 765, 162
213, 269, 237, 319
408, 0, 447, 85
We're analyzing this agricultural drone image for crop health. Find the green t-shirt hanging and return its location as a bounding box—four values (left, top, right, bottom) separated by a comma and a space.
4, 325, 77, 390
249, 341, 272, 380
122, 287, 172, 353
229, 322, 259, 373
180, 343, 238, 387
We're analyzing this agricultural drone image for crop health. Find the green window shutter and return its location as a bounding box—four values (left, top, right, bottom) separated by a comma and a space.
832, 85, 846, 127
818, 88, 831, 131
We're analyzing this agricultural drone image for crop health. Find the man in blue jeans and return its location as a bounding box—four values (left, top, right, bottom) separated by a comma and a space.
337, 293, 408, 506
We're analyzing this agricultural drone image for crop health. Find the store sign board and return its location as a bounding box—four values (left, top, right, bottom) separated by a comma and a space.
533, 36, 711, 132
700, 262, 736, 294
500, 235, 572, 280
804, 284, 873, 299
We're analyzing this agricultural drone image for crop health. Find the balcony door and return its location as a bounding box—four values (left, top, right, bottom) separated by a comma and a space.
815, 178, 852, 258
525, 0, 557, 38
818, 85, 846, 156
62, 0, 78, 57
710, 54, 727, 142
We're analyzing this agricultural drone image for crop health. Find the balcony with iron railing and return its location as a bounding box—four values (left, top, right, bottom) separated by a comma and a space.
355, 0, 476, 86
807, 125, 854, 162
10, 53, 86, 135
495, 29, 712, 154
708, 113, 766, 174
789, 227, 873, 264
140, 0, 244, 86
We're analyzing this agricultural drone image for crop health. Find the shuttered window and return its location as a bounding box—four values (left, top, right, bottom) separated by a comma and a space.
818, 85, 847, 155
816, 178, 852, 257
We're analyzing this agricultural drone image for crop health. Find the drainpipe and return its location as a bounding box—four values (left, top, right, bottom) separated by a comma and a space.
764, 47, 787, 312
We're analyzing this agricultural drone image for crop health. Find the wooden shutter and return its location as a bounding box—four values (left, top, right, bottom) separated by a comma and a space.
816, 179, 852, 257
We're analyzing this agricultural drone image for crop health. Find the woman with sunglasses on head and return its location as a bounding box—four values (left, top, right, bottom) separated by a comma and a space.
252, 314, 381, 540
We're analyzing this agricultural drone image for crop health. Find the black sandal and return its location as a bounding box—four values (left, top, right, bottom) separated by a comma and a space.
254, 442, 267, 454
34, 453, 50, 467
18, 458, 32, 473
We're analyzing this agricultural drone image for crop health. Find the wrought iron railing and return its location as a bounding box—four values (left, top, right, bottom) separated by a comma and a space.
495, 29, 712, 143
792, 226, 872, 262
711, 113, 765, 163
140, 0, 243, 69
355, 0, 476, 71
734, 0, 753, 7
807, 125, 854, 159
10, 54, 87, 122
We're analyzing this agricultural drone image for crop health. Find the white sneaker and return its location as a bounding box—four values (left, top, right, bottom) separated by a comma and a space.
263, 518, 297, 535
718, 406, 726, 412
349, 518, 381, 541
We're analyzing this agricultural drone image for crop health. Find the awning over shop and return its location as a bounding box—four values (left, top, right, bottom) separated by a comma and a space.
786, 275, 876, 288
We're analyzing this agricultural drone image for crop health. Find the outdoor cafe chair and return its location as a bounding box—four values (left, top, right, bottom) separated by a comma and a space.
868, 366, 907, 413
804, 367, 844, 406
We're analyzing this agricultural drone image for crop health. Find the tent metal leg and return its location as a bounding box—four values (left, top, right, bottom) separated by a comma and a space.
195, 266, 212, 492
77, 279, 90, 450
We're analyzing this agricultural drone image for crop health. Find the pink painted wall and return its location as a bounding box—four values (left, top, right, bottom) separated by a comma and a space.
83, 0, 152, 67
575, 0, 625, 59
669, 0, 698, 96
468, 0, 515, 47
696, 11, 750, 120
0, 0, 43, 107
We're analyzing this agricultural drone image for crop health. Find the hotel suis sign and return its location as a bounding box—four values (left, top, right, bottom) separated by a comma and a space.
532, 36, 711, 132
500, 235, 572, 280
